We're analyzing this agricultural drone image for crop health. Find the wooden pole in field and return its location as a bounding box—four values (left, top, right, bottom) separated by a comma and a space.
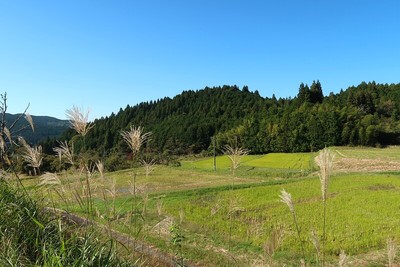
213, 136, 216, 171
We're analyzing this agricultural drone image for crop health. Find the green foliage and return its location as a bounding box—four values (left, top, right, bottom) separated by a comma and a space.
159, 173, 400, 264
43, 82, 400, 172
0, 179, 134, 266
22, 146, 400, 266
104, 151, 130, 172
170, 223, 185, 248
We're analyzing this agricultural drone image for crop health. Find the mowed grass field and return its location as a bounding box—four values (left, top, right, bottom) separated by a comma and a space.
29, 146, 400, 266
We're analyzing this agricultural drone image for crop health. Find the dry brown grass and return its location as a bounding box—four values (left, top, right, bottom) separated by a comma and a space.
53, 140, 74, 165
141, 158, 156, 177
335, 157, 400, 172
279, 189, 305, 260
315, 148, 334, 267
223, 144, 249, 176
120, 125, 152, 157
19, 137, 43, 175
338, 250, 348, 267
65, 106, 94, 137
25, 113, 34, 132
388, 238, 397, 267
315, 148, 334, 202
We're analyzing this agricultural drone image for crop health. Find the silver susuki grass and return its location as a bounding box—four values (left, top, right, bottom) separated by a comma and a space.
120, 125, 152, 157
279, 189, 295, 213
315, 147, 335, 267
279, 189, 306, 260
315, 148, 334, 202
38, 172, 62, 187
3, 127, 11, 144
311, 228, 320, 265
19, 137, 43, 175
25, 113, 34, 132
65, 106, 94, 137
95, 160, 105, 179
223, 143, 249, 177
141, 158, 156, 177
53, 140, 74, 165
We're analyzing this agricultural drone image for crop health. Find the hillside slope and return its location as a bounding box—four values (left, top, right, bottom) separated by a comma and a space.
55, 82, 400, 156
6, 113, 69, 144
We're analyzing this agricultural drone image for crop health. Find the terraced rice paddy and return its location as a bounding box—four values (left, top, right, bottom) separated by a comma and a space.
27, 146, 400, 266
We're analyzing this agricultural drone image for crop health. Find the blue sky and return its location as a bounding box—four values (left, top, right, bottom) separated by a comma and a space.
1, 1, 399, 119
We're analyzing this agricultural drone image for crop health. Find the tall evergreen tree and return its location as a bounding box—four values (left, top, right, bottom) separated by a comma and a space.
310, 80, 324, 103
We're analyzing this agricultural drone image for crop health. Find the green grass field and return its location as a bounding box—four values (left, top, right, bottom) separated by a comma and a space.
183, 152, 315, 171
26, 146, 400, 266
333, 146, 400, 160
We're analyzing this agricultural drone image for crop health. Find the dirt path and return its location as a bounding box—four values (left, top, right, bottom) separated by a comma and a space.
43, 207, 201, 267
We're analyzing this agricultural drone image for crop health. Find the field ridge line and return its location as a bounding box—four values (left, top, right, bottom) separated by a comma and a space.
335, 149, 346, 157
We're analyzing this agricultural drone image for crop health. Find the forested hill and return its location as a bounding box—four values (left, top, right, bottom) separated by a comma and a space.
6, 114, 69, 144
58, 85, 266, 154
53, 82, 400, 156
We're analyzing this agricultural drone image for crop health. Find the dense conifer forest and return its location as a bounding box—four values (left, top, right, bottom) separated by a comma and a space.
41, 81, 400, 166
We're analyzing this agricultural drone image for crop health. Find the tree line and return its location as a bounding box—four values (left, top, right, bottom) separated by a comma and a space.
40, 81, 400, 169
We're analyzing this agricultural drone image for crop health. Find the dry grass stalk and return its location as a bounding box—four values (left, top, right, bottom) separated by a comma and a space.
128, 175, 137, 196
53, 141, 74, 165
142, 192, 149, 217
95, 160, 118, 222
84, 163, 96, 180
19, 137, 43, 175
38, 172, 69, 210
156, 198, 163, 217
227, 197, 244, 257
107, 177, 117, 219
338, 250, 347, 267
121, 125, 152, 157
0, 136, 4, 154
246, 217, 264, 241
211, 202, 220, 217
311, 228, 320, 263
228, 198, 244, 217
279, 189, 306, 260
388, 238, 397, 267
65, 106, 94, 137
0, 127, 13, 164
0, 170, 11, 181
315, 148, 334, 202
141, 158, 156, 177
156, 198, 164, 238
96, 160, 111, 200
315, 148, 334, 267
38, 172, 61, 187
78, 163, 96, 214
264, 225, 285, 259
3, 127, 11, 143
95, 160, 105, 179
223, 144, 249, 175
25, 113, 34, 132
279, 189, 295, 213
179, 208, 185, 225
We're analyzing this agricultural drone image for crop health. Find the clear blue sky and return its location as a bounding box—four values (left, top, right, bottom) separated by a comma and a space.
1, 0, 399, 119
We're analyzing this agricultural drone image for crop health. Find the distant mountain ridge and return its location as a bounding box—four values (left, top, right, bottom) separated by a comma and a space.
6, 113, 69, 144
